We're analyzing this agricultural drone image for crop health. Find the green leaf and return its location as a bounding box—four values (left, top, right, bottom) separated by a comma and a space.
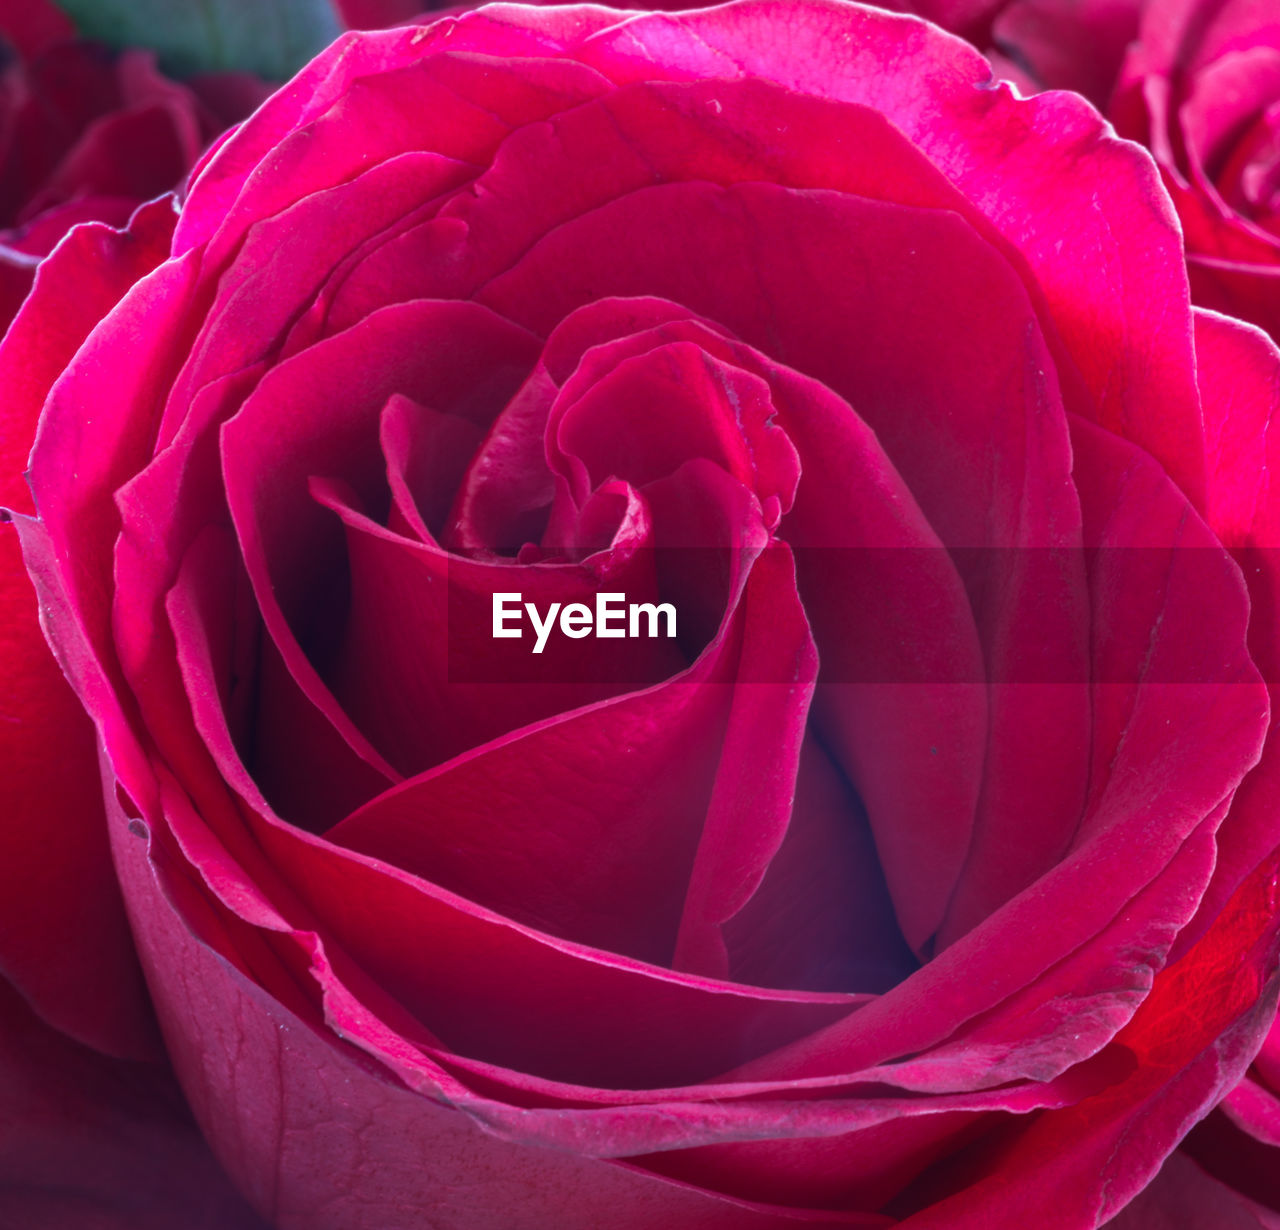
56, 0, 342, 81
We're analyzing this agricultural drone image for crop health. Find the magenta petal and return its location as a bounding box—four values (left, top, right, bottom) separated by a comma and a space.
722, 737, 917, 994
1071, 405, 1267, 867
552, 343, 779, 499
326, 577, 747, 966
328, 666, 730, 968
177, 792, 859, 1092
547, 332, 801, 518
673, 543, 817, 980
4, 195, 178, 519
183, 44, 609, 272
443, 362, 560, 554
380, 393, 485, 542
160, 150, 477, 452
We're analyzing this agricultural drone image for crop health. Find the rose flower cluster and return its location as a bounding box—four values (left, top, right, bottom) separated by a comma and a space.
3, 1, 1280, 1228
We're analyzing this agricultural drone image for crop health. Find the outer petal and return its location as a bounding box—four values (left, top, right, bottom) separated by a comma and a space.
1101, 1150, 1280, 1229
0, 199, 176, 1058
0, 196, 179, 519
1187, 309, 1280, 949
896, 857, 1280, 1227
0, 975, 267, 1229
0, 528, 152, 1059
105, 777, 880, 1229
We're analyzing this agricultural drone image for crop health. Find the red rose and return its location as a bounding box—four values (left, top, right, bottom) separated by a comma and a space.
6, 2, 1280, 1226
0, 0, 268, 330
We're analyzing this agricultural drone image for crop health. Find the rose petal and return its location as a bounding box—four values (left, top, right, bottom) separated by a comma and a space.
1102, 1149, 1280, 1229
0, 975, 267, 1230
0, 526, 152, 1058
0, 0, 74, 60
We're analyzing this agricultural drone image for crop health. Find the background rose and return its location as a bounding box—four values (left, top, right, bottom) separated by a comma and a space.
982, 0, 1280, 345
7, 2, 1280, 1228
981, 0, 1140, 105
866, 0, 1139, 98
0, 0, 270, 330
1105, 0, 1280, 343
